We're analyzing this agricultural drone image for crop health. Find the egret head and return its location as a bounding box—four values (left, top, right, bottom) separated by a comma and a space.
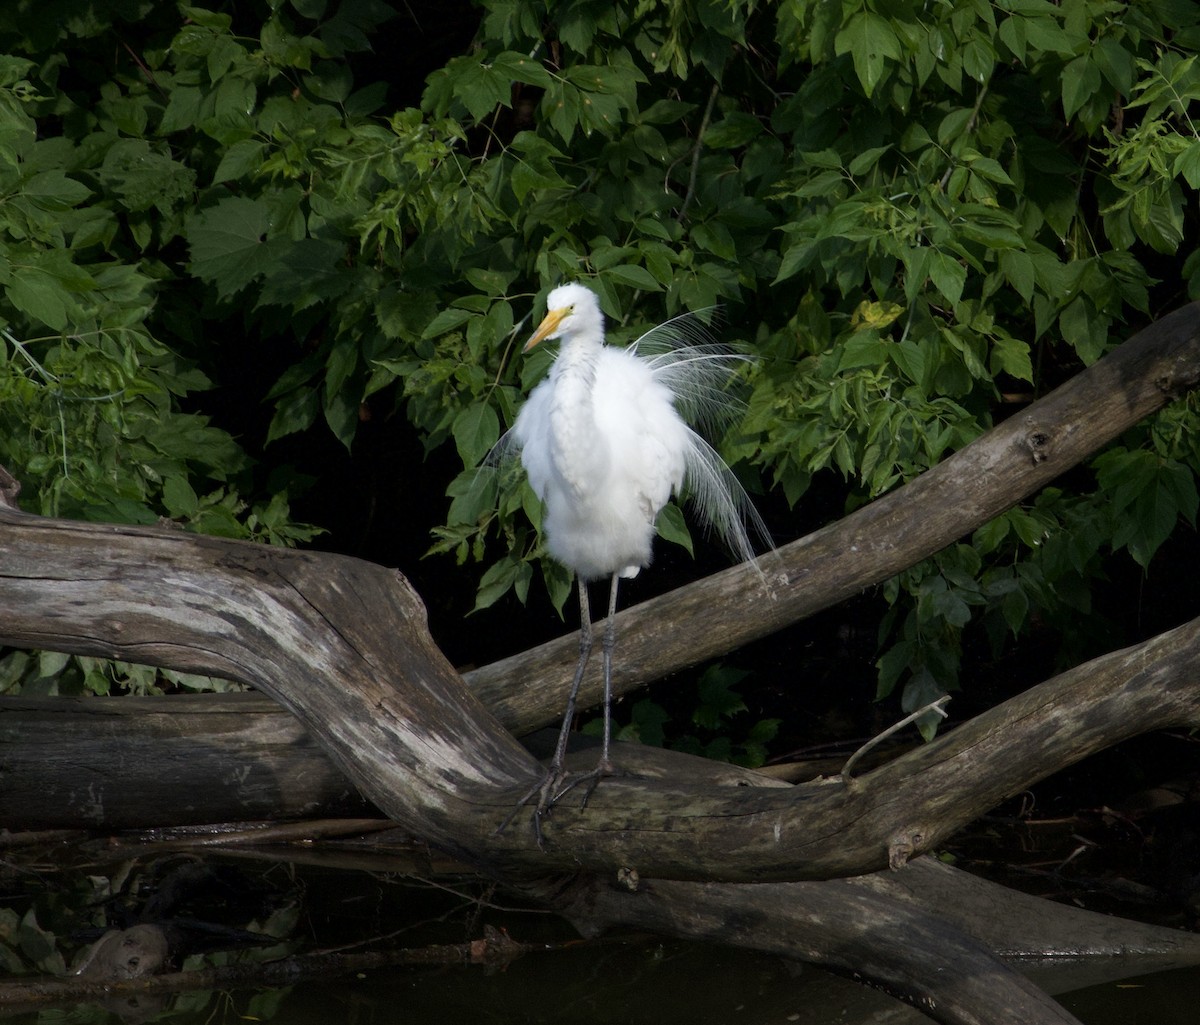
525, 283, 603, 351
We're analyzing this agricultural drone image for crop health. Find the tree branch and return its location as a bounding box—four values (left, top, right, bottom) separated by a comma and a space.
467, 302, 1200, 735
1, 306, 1199, 880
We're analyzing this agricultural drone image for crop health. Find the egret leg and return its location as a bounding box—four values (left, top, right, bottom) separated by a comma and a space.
557, 572, 621, 810
496, 577, 595, 845
547, 578, 594, 781
597, 572, 620, 772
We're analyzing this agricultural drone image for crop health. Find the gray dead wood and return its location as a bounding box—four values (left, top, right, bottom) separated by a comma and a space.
0, 693, 373, 828
3, 307, 1200, 1025
559, 873, 1085, 1025
4, 499, 1200, 879
2, 306, 1200, 881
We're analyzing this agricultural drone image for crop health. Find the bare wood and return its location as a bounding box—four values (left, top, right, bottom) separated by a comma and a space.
2, 497, 1200, 879
0, 514, 541, 865
495, 613, 1200, 877
0, 463, 19, 510
1, 306, 1200, 881
467, 301, 1200, 735
0, 693, 371, 828
562, 873, 1085, 1025
8, 821, 1195, 1025
4, 311, 1200, 1025
0, 693, 776, 829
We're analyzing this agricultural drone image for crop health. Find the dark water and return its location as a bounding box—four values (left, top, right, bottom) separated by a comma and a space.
3, 942, 1199, 1025
2, 847, 1198, 1025
3, 759, 1198, 1025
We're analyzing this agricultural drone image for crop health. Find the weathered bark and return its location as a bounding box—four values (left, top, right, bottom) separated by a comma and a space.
42, 818, 1200, 979
0, 693, 373, 828
0, 693, 788, 830
1, 305, 1195, 870
3, 500, 1200, 879
563, 875, 1085, 1025
9, 822, 1196, 1024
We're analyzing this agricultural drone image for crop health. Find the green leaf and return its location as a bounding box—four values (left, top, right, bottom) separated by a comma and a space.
847, 145, 892, 176
21, 170, 91, 210
212, 139, 266, 185
162, 475, 199, 518
837, 333, 887, 371
655, 502, 693, 555
452, 402, 500, 467
1174, 141, 1200, 189
422, 307, 474, 339
186, 197, 274, 299
901, 667, 952, 742
989, 335, 1033, 382
704, 112, 761, 149
999, 250, 1035, 302
472, 555, 527, 612
835, 13, 902, 97
890, 338, 929, 386
181, 5, 233, 30
607, 264, 661, 291
490, 50, 553, 89
1059, 297, 1105, 364
267, 384, 319, 443
6, 271, 70, 330
628, 698, 670, 747
1061, 56, 1101, 121
1093, 37, 1135, 95
927, 250, 967, 306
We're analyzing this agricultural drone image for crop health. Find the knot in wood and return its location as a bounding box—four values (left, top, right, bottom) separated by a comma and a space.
1024, 424, 1051, 464
887, 829, 925, 870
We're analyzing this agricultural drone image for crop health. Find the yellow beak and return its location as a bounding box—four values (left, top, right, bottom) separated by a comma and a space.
524, 306, 569, 351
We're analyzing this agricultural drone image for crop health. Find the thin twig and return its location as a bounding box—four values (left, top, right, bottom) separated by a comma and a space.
677, 83, 720, 223
841, 696, 951, 780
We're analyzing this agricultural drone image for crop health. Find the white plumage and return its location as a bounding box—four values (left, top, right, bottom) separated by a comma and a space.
514, 283, 764, 579
503, 282, 768, 841
514, 291, 688, 580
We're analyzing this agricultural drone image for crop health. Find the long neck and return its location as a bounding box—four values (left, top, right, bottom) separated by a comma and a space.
548, 335, 603, 495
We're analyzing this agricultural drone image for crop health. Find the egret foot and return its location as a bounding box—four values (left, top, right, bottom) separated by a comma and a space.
495, 766, 568, 848
495, 760, 624, 847
550, 757, 622, 811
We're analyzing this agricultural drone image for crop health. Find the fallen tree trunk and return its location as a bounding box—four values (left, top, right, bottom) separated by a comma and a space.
564, 874, 1086, 1025
9, 818, 1197, 1024
2, 308, 1200, 879
3, 500, 1200, 880
0, 693, 374, 828
4, 307, 1200, 1025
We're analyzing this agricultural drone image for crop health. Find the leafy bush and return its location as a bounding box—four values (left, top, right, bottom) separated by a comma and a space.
586, 664, 781, 769
2, 0, 1199, 718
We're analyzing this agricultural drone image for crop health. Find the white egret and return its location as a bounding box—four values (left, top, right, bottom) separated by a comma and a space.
503, 282, 769, 838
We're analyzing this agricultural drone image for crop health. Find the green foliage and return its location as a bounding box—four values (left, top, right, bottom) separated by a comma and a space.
0, 647, 243, 698
0, 3, 323, 694
3, 0, 1200, 721
584, 664, 781, 768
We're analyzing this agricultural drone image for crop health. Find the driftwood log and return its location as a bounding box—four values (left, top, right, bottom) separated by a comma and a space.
4, 304, 1200, 1024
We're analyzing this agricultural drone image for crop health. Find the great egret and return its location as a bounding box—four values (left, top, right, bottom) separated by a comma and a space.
503, 282, 769, 838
